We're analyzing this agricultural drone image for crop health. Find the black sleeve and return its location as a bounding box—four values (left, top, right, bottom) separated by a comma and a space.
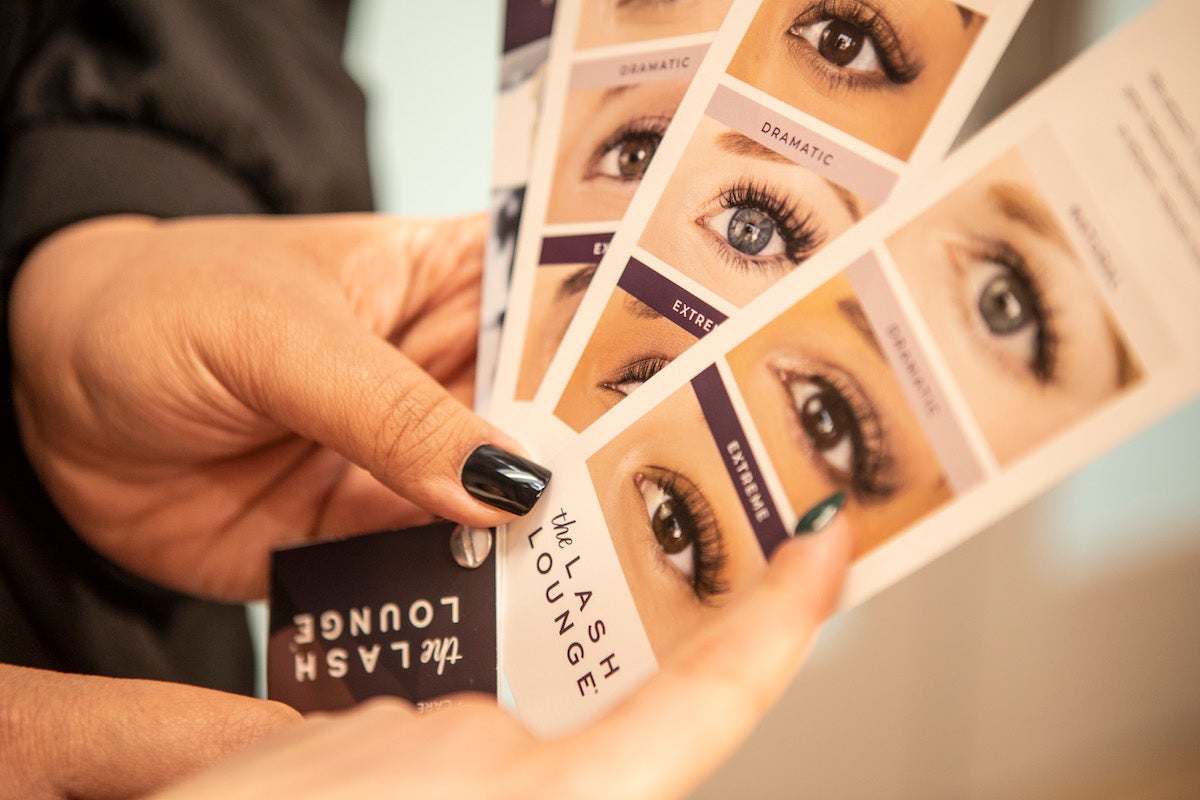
0, 0, 374, 693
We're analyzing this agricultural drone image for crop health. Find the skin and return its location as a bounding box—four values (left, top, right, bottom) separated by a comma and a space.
727, 0, 984, 161
5, 213, 853, 800
517, 262, 595, 401
9, 214, 534, 602
147, 521, 850, 800
576, 0, 736, 49
547, 79, 688, 224
886, 149, 1130, 464
554, 289, 697, 431
640, 115, 862, 306
726, 273, 951, 556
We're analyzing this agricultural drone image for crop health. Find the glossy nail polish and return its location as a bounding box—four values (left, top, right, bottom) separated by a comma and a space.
794, 492, 847, 535
461, 444, 551, 515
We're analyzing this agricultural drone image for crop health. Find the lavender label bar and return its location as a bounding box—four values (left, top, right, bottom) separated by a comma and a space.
691, 364, 789, 553
706, 84, 897, 206
617, 258, 727, 337
570, 44, 707, 90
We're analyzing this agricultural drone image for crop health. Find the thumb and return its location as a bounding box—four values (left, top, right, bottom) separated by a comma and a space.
0, 664, 300, 799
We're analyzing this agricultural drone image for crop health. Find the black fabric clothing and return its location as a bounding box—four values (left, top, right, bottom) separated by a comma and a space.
0, 0, 374, 693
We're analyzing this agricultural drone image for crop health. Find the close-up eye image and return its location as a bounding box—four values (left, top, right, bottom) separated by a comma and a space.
516, 262, 598, 400
640, 115, 865, 306
576, 0, 737, 49
586, 384, 768, 658
554, 287, 699, 431
547, 78, 688, 224
886, 147, 1139, 465
726, 272, 951, 557
726, 0, 986, 161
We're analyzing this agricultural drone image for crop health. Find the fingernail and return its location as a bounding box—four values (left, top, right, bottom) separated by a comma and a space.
794, 492, 847, 535
461, 444, 551, 515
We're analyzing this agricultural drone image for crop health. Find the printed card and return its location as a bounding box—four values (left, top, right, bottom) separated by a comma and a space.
499, 0, 1200, 736
268, 522, 497, 713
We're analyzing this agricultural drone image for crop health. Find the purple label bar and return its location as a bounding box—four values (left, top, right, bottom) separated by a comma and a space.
570, 44, 707, 90
706, 84, 897, 206
617, 258, 726, 337
539, 232, 613, 265
691, 365, 789, 554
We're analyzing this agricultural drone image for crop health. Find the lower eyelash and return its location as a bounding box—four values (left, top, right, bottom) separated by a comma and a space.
649, 467, 728, 603
718, 180, 824, 269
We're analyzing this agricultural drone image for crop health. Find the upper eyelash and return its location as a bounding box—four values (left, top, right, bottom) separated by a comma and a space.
973, 238, 1060, 382
647, 466, 728, 603
717, 180, 824, 267
584, 115, 671, 180
598, 355, 668, 395
787, 0, 923, 88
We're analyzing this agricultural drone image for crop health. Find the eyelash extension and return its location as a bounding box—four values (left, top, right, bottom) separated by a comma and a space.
584, 115, 671, 181
718, 180, 824, 268
646, 466, 729, 603
598, 355, 669, 396
787, 0, 923, 89
974, 238, 1060, 383
776, 361, 897, 501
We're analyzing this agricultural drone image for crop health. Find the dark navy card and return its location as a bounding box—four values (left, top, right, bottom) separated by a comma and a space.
268, 522, 496, 713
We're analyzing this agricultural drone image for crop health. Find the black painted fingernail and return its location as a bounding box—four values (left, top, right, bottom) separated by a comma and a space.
794, 492, 847, 535
462, 444, 551, 515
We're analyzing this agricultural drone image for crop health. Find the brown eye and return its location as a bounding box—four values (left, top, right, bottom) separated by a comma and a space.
799, 386, 852, 453
818, 19, 865, 66
616, 132, 659, 179
651, 498, 689, 555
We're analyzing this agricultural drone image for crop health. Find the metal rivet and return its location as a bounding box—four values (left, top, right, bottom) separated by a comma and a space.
449, 525, 493, 569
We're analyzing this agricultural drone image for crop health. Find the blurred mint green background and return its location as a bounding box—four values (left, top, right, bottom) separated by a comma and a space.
342, 1, 1200, 796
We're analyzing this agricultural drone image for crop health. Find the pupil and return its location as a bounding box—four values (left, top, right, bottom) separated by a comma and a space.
978, 274, 1034, 335
618, 134, 659, 179
652, 500, 689, 555
818, 20, 864, 67
800, 389, 848, 451
726, 206, 774, 255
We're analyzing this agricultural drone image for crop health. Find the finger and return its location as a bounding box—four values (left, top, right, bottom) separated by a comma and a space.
0, 664, 300, 800
543, 510, 853, 799
214, 270, 550, 531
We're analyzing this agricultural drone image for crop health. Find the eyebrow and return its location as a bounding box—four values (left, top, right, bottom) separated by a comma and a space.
988, 183, 1072, 252
622, 293, 664, 320
956, 6, 979, 28
715, 131, 863, 220
837, 299, 885, 359
555, 264, 598, 302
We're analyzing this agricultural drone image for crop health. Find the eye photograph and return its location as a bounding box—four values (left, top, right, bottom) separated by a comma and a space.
547, 78, 688, 224
886, 147, 1139, 465
586, 384, 769, 658
554, 286, 699, 431
516, 262, 597, 400
640, 114, 866, 305
727, 0, 986, 161
576, 0, 736, 50
726, 272, 952, 557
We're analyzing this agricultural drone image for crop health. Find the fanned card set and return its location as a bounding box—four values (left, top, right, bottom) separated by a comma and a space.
270, 0, 1200, 735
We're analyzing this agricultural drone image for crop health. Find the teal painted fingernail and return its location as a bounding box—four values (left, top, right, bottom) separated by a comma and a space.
794, 492, 847, 535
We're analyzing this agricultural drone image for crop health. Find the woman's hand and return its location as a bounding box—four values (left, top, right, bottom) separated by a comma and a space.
9, 213, 547, 601
152, 519, 852, 800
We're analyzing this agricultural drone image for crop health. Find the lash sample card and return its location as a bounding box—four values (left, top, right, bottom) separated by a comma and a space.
504, 0, 1033, 451
268, 522, 498, 714
499, 0, 1200, 736
489, 0, 737, 426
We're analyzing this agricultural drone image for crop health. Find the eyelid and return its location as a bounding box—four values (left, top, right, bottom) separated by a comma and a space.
639, 466, 729, 603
